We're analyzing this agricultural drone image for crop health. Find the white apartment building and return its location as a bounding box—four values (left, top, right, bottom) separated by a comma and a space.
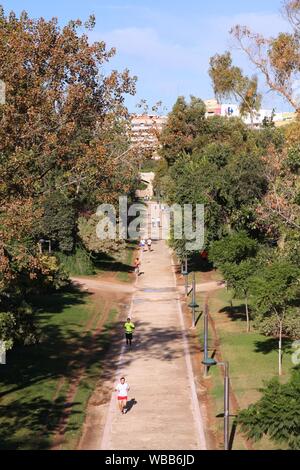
204, 99, 296, 127
131, 114, 168, 148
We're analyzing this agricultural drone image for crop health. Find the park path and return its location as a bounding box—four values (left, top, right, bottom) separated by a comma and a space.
99, 203, 207, 450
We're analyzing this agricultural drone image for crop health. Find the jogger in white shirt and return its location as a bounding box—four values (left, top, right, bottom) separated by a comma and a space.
115, 377, 130, 414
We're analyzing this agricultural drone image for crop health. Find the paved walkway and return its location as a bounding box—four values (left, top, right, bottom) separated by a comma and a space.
100, 204, 206, 450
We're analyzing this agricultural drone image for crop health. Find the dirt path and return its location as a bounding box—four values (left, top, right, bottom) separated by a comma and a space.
51, 274, 132, 450
81, 204, 206, 451
71, 277, 135, 294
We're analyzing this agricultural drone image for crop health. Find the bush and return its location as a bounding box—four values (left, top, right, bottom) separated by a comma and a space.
238, 368, 300, 449
254, 310, 300, 340
286, 146, 300, 174
56, 247, 95, 276
0, 302, 40, 348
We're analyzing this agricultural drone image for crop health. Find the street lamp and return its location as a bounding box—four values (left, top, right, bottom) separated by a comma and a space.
202, 357, 230, 451
188, 272, 198, 328
203, 302, 212, 377
181, 255, 189, 296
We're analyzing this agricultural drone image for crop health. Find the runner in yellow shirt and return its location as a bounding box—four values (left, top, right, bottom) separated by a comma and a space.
124, 317, 135, 347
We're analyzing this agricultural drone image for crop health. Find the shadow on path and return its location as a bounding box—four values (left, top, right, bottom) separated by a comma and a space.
125, 398, 138, 414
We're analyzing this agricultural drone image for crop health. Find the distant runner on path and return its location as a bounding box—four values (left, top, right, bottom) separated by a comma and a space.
115, 377, 130, 414
134, 257, 141, 276
140, 238, 146, 252
147, 237, 152, 252
124, 317, 135, 347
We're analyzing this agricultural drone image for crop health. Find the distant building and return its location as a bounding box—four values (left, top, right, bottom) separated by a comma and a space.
204, 99, 221, 117
204, 98, 296, 128
274, 112, 296, 127
130, 114, 167, 158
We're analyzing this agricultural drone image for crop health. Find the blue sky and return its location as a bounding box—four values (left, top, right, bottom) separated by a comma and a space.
2, 0, 291, 112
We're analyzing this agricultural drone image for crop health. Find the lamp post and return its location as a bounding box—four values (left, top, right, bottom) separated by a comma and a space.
202, 357, 230, 450
188, 272, 198, 328
203, 302, 212, 377
181, 255, 189, 296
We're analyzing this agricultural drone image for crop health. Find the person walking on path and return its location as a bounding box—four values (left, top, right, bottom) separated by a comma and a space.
140, 238, 146, 252
147, 237, 152, 252
134, 257, 141, 276
115, 377, 130, 414
124, 317, 135, 347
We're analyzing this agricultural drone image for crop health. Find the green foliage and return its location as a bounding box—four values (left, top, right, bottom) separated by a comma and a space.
0, 302, 39, 347
255, 126, 285, 152
250, 260, 300, 317
238, 368, 300, 449
209, 232, 259, 331
286, 145, 300, 174
56, 247, 95, 276
254, 310, 300, 340
77, 214, 126, 255
250, 259, 300, 374
202, 143, 231, 169
37, 192, 76, 253
220, 152, 267, 212
223, 259, 256, 296
209, 51, 261, 123
0, 6, 140, 347
159, 96, 206, 164
159, 102, 269, 245
209, 231, 258, 267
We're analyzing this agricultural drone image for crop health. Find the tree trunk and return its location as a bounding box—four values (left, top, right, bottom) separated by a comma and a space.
278, 319, 283, 376
278, 233, 287, 251
245, 296, 250, 333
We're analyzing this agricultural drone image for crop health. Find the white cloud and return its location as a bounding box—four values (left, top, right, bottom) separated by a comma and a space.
90, 9, 293, 111
100, 10, 289, 71
101, 27, 205, 72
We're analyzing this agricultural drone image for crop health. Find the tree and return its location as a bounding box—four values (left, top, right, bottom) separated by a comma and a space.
209, 231, 258, 266
37, 192, 76, 253
77, 214, 126, 254
231, 1, 300, 113
222, 259, 257, 332
209, 52, 262, 127
238, 367, 300, 449
0, 7, 138, 346
159, 96, 206, 165
209, 232, 259, 332
256, 143, 300, 237
250, 260, 300, 376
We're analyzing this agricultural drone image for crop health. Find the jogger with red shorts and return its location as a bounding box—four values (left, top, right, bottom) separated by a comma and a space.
115, 377, 130, 414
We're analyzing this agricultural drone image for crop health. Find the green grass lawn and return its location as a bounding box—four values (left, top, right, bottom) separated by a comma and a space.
62, 308, 119, 450
116, 242, 136, 283
0, 288, 119, 450
94, 241, 137, 283
195, 280, 294, 450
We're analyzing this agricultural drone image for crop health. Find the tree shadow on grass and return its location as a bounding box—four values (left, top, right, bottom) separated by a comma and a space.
189, 255, 214, 273
0, 288, 202, 450
254, 338, 293, 355
93, 255, 133, 274
219, 305, 247, 322
0, 285, 116, 449
0, 397, 80, 450
0, 286, 92, 398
